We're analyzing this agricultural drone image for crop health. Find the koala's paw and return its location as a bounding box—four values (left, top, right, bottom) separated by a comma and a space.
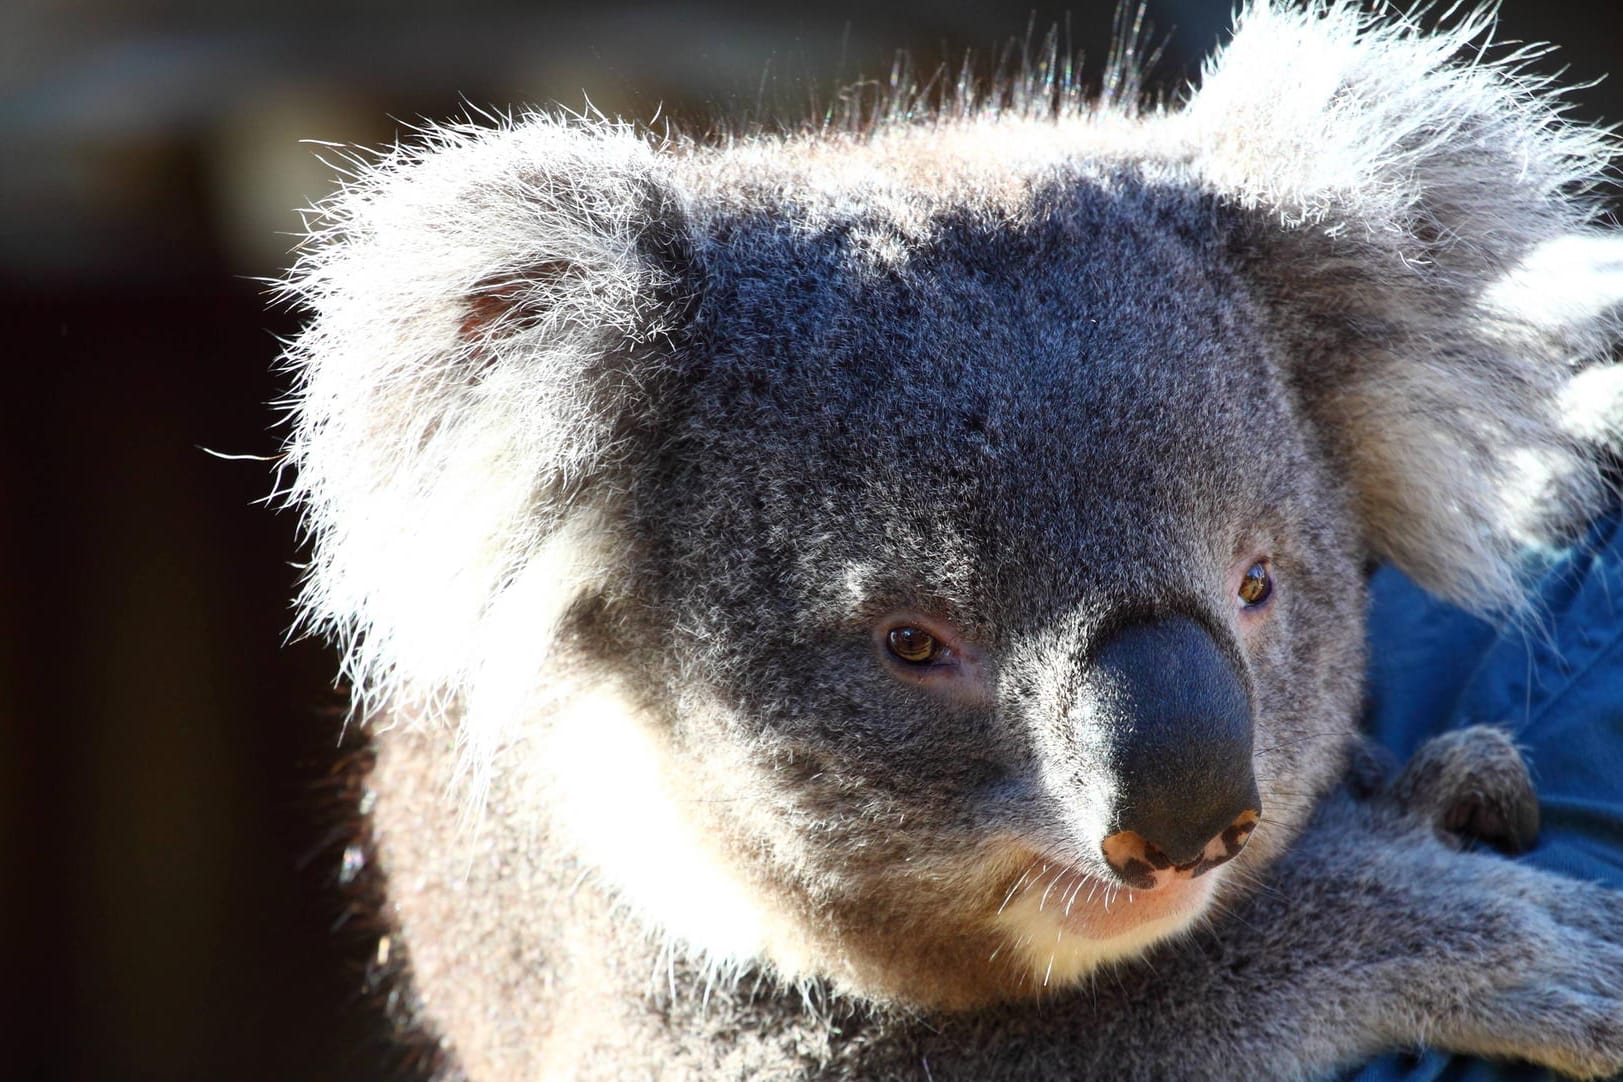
1385, 726, 1540, 854
1447, 873, 1623, 1079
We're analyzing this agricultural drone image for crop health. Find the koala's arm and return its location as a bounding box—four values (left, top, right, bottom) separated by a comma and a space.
864, 730, 1623, 1082
1124, 794, 1623, 1079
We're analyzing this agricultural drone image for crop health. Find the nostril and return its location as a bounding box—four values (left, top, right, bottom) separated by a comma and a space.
1111, 772, 1260, 868
1210, 809, 1260, 866
1101, 808, 1259, 889
1099, 830, 1164, 890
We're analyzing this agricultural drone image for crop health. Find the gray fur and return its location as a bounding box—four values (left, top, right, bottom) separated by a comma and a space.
280, 3, 1623, 1078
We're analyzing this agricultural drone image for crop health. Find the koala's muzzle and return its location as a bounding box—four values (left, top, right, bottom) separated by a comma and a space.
1087, 617, 1260, 883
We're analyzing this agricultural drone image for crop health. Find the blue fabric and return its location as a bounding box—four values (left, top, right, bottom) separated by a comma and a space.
1349, 508, 1623, 1082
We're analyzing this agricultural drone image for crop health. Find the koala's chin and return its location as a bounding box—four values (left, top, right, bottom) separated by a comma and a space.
990, 848, 1224, 987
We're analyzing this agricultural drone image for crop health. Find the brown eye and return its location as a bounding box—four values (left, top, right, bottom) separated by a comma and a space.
887, 626, 940, 664
1238, 561, 1273, 607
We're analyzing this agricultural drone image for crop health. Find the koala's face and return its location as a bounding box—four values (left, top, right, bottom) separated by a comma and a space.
574, 170, 1367, 1004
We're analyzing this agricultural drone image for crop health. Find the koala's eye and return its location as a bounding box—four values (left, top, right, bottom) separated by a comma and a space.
886, 626, 941, 664
1238, 561, 1273, 607
874, 616, 986, 701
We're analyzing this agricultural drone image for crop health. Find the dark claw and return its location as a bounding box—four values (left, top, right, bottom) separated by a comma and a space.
1442, 791, 1540, 855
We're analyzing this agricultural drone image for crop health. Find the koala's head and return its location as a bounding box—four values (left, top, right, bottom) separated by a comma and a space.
282, 3, 1623, 1009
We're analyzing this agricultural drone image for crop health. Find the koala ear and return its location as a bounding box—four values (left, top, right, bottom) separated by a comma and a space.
280, 117, 692, 773
1188, 2, 1623, 610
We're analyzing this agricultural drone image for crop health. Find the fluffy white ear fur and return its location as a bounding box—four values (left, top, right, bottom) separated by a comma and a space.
279, 118, 686, 793
1185, 1, 1623, 610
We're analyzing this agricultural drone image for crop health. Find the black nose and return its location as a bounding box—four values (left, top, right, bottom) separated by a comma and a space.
1083, 616, 1260, 867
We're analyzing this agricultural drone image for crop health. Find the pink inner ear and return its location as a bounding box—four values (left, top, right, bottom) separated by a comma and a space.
457, 261, 576, 339
458, 290, 513, 339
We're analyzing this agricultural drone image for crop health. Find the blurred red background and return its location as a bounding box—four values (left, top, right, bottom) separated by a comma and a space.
5, 2, 1620, 1079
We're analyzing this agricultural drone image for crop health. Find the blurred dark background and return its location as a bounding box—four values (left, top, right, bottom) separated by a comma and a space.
4, 2, 1621, 1079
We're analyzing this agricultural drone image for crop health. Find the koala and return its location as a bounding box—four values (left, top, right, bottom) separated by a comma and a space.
280, 3, 1623, 1079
